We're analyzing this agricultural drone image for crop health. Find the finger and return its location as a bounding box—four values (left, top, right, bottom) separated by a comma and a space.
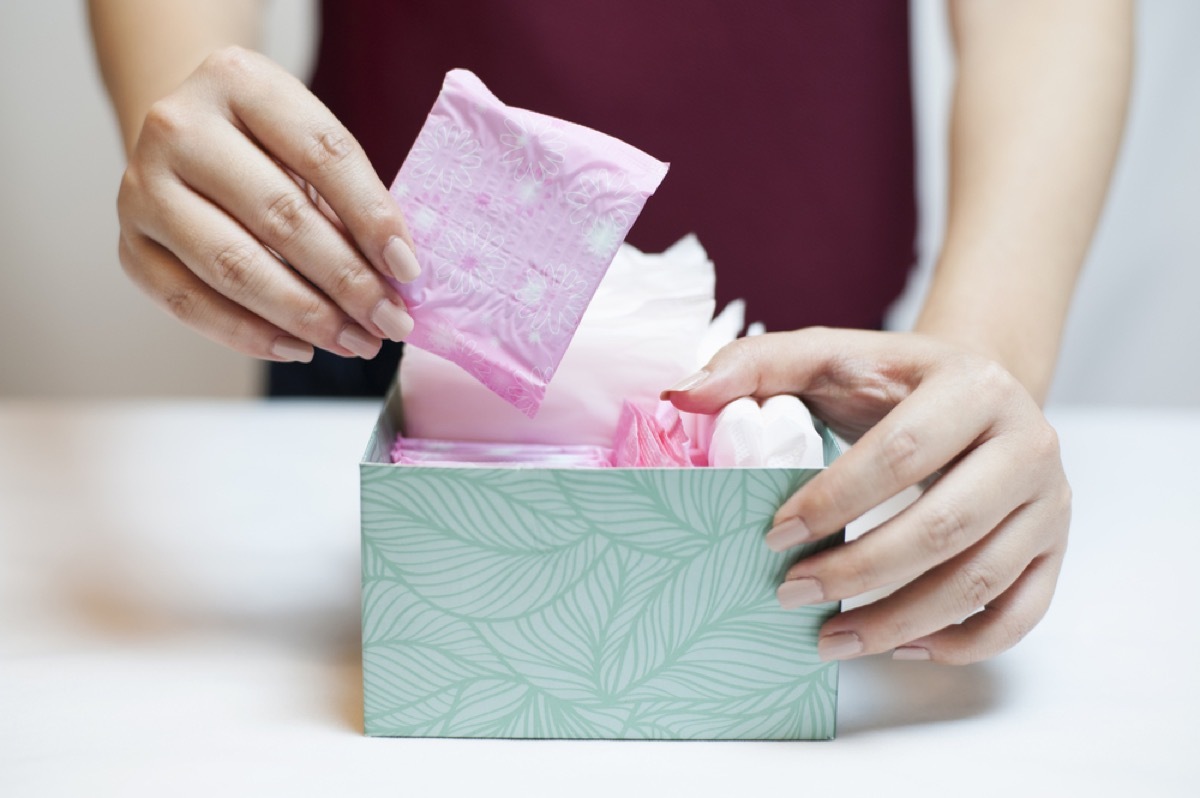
140, 177, 381, 359
206, 47, 421, 284
777, 438, 1035, 604
813, 498, 1066, 660
894, 551, 1065, 665
660, 327, 933, 413
172, 124, 414, 343
119, 233, 313, 362
285, 167, 346, 234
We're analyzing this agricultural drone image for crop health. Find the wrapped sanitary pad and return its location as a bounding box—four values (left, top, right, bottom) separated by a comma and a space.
611, 400, 692, 468
760, 395, 823, 467
708, 395, 824, 468
388, 69, 669, 417
707, 398, 766, 468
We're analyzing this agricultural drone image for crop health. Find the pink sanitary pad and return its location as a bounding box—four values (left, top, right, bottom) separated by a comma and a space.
611, 400, 692, 468
388, 69, 669, 417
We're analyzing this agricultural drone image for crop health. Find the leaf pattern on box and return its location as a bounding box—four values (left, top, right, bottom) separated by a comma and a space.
361, 466, 839, 740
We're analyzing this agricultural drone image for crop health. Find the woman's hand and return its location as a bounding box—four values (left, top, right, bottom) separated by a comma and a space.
116, 46, 421, 363
664, 327, 1071, 665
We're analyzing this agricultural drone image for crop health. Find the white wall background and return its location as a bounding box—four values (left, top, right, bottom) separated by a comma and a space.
1, 1, 1196, 405
0, 0, 317, 399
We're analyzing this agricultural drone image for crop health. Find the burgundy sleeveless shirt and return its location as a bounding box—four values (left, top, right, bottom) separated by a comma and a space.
309, 1, 915, 334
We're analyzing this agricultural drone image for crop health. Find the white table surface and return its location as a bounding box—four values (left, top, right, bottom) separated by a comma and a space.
1, 400, 1196, 796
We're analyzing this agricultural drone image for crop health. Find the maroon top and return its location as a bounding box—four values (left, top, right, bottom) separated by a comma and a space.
309, 1, 915, 334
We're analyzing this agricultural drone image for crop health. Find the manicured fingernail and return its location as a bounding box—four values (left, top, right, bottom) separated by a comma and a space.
818, 631, 863, 661
765, 517, 812, 551
270, 336, 314, 363
777, 577, 824, 609
892, 646, 931, 661
660, 370, 709, 399
383, 236, 421, 282
337, 325, 381, 359
371, 298, 414, 342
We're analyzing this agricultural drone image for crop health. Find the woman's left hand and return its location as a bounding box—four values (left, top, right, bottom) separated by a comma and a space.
664, 327, 1071, 665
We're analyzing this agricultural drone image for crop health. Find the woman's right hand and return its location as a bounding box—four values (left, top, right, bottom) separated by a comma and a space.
117, 46, 421, 363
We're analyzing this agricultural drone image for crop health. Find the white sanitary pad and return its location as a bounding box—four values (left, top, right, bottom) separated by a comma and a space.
708, 395, 824, 468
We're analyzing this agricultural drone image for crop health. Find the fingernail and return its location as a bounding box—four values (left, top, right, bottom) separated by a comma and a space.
270, 336, 314, 363
892, 646, 931, 661
818, 631, 863, 661
660, 370, 709, 399
777, 577, 824, 609
765, 517, 812, 552
371, 298, 414, 342
337, 325, 381, 359
383, 236, 421, 282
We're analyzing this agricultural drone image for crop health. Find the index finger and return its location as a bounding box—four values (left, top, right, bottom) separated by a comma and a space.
661, 327, 938, 413
660, 329, 834, 412
210, 47, 422, 285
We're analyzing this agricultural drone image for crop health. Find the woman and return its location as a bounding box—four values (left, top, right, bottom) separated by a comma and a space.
89, 0, 1133, 664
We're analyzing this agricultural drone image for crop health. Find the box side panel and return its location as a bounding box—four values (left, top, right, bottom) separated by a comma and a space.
360, 465, 838, 740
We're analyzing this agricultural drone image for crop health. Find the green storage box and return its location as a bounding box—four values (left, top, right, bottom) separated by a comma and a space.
360, 387, 843, 739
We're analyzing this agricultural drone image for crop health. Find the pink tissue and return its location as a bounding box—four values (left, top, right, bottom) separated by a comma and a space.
388, 69, 669, 417
611, 401, 693, 468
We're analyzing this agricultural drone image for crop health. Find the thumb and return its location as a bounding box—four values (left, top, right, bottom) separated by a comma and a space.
661, 328, 839, 415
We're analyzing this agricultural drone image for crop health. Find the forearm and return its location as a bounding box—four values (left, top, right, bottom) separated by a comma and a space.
915, 0, 1133, 403
87, 0, 263, 155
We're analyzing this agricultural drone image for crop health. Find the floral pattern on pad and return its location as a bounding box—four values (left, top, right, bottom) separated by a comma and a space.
500, 115, 567, 183
408, 123, 482, 192
516, 265, 587, 335
432, 222, 504, 296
